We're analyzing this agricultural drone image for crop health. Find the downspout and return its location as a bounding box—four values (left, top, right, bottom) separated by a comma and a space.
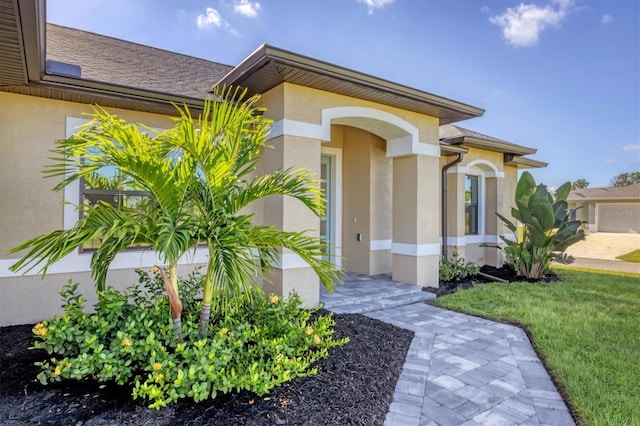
441, 152, 464, 259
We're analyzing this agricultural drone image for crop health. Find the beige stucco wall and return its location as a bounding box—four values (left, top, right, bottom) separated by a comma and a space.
1, 92, 174, 258
0, 92, 194, 326
340, 126, 392, 275
342, 126, 373, 274
0, 265, 202, 326
279, 83, 440, 145
369, 134, 393, 274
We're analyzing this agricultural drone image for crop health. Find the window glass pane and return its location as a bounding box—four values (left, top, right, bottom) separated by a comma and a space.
465, 175, 479, 235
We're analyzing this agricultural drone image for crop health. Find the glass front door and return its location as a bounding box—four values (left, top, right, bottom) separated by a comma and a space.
320, 155, 332, 261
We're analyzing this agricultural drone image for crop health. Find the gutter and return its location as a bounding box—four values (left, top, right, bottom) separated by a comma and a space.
441, 152, 464, 259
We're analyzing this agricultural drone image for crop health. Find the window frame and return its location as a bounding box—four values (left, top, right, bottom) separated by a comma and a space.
464, 174, 481, 236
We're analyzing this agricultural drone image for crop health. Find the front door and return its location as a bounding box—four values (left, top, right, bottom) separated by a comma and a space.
320, 155, 332, 261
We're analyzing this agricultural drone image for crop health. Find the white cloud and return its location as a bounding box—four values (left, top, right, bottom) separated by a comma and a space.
196, 7, 238, 34
233, 0, 261, 18
197, 7, 223, 28
601, 14, 613, 25
359, 0, 395, 15
622, 144, 640, 152
490, 0, 573, 47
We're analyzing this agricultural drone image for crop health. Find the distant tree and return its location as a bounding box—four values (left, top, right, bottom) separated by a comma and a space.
571, 178, 589, 190
611, 171, 640, 187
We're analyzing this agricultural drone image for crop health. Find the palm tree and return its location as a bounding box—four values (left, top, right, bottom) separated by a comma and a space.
164, 87, 342, 336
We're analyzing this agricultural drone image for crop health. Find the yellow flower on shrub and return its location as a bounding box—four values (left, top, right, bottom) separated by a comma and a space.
152, 362, 162, 371
305, 326, 313, 335
33, 323, 48, 337
54, 366, 62, 376
150, 266, 160, 274
269, 295, 280, 304
220, 327, 229, 335
313, 335, 321, 345
122, 338, 132, 347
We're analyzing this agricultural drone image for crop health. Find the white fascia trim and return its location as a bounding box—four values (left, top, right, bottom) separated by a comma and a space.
268, 119, 327, 141
449, 161, 505, 178
439, 235, 500, 246
386, 135, 440, 158
0, 249, 209, 278
273, 253, 311, 270
391, 243, 441, 256
370, 239, 392, 251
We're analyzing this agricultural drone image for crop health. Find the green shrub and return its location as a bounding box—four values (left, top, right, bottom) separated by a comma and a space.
488, 172, 584, 278
439, 251, 480, 281
32, 273, 348, 409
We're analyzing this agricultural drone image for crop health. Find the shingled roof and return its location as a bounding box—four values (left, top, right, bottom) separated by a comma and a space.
46, 24, 233, 99
439, 124, 537, 156
568, 184, 640, 201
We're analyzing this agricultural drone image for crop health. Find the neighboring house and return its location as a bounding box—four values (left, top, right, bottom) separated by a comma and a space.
0, 0, 545, 326
568, 184, 640, 234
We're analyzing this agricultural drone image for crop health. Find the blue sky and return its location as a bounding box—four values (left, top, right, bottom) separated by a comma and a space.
47, 0, 639, 188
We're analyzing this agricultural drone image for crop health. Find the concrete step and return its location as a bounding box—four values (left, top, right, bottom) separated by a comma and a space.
326, 291, 436, 314
321, 282, 425, 309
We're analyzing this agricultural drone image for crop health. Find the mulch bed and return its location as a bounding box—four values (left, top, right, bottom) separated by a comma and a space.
425, 265, 561, 296
0, 312, 413, 425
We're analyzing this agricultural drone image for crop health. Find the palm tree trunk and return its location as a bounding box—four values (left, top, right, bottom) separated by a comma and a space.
160, 265, 183, 341
198, 251, 215, 337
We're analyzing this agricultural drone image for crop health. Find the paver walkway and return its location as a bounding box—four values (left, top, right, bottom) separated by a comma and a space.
321, 275, 575, 426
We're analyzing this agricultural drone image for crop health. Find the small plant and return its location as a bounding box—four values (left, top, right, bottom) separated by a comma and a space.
439, 251, 480, 282
32, 273, 348, 409
487, 172, 584, 279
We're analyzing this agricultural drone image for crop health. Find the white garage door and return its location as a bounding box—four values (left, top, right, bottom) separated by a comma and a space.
597, 203, 640, 233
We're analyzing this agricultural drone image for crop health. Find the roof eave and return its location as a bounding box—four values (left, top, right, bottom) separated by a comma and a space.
461, 136, 537, 156
40, 74, 208, 107
216, 44, 485, 124
439, 141, 468, 155
505, 156, 548, 169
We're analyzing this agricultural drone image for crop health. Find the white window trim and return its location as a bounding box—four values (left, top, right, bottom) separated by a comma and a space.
465, 171, 485, 237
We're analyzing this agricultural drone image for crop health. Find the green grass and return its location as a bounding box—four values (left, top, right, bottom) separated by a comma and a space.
616, 249, 640, 263
435, 269, 640, 426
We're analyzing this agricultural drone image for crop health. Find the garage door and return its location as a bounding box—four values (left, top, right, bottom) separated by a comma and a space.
597, 203, 640, 233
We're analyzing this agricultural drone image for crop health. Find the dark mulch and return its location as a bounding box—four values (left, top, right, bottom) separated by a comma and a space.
425, 265, 561, 296
0, 312, 413, 425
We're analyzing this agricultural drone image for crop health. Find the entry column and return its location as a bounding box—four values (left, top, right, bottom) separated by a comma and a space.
391, 154, 441, 287
262, 134, 322, 307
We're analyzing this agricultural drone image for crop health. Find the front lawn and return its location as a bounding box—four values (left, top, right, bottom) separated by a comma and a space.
434, 268, 640, 426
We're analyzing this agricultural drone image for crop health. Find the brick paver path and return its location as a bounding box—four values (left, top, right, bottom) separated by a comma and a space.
322, 276, 575, 426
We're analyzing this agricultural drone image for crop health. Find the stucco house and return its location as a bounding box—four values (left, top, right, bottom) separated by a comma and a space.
568, 184, 640, 234
0, 0, 545, 326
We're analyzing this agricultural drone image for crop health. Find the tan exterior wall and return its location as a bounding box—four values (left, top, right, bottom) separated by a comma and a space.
369, 135, 393, 275
0, 92, 174, 258
280, 83, 440, 145
340, 126, 392, 275
259, 90, 322, 307
0, 265, 201, 326
0, 92, 194, 326
342, 126, 372, 274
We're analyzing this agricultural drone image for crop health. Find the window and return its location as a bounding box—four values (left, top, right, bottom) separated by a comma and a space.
465, 175, 479, 235
80, 166, 152, 251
